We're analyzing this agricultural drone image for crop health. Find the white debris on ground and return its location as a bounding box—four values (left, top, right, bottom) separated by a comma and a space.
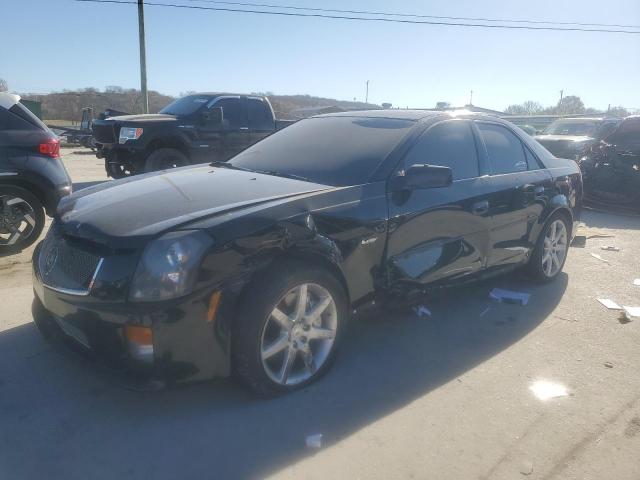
412, 305, 432, 318
633, 279, 640, 286
489, 288, 530, 306
600, 245, 620, 251
306, 434, 323, 449
590, 253, 611, 264
597, 298, 622, 310
622, 306, 640, 318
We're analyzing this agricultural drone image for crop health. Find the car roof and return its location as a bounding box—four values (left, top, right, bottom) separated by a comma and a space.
0, 92, 20, 110
313, 109, 504, 122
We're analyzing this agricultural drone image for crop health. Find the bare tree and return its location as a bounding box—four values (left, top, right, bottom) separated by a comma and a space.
0, 79, 8, 92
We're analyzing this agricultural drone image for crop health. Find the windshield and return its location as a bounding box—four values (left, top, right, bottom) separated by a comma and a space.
543, 120, 599, 137
228, 116, 415, 186
159, 95, 212, 116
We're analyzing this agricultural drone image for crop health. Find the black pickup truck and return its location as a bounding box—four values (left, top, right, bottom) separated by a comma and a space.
92, 94, 292, 178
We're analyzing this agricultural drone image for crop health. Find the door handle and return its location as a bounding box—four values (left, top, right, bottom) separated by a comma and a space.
471, 200, 489, 215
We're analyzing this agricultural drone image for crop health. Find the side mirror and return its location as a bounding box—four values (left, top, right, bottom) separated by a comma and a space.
392, 163, 453, 190
202, 107, 223, 126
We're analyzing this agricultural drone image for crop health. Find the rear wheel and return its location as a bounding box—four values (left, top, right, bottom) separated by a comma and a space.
0, 186, 45, 255
527, 213, 570, 282
233, 262, 347, 396
144, 148, 189, 173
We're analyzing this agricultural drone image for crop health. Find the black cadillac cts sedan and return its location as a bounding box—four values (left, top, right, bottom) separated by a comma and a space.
32, 110, 582, 395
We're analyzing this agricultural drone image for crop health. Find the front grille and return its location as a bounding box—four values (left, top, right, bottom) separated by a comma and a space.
92, 122, 117, 144
38, 229, 103, 295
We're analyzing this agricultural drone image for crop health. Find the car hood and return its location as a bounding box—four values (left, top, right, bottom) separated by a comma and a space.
56, 166, 330, 247
106, 114, 178, 123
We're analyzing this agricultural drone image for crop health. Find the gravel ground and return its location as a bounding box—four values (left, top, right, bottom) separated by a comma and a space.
1, 147, 639, 479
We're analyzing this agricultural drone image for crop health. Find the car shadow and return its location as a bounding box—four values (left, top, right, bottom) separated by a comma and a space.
0, 273, 566, 479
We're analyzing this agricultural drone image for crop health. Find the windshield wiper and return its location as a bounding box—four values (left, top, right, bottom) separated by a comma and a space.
253, 170, 312, 182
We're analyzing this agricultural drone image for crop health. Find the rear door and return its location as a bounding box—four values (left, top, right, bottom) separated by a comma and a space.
475, 121, 553, 268
247, 97, 275, 146
386, 119, 493, 288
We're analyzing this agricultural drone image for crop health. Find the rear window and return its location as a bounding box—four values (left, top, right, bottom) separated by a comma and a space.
229, 116, 414, 186
8, 103, 47, 130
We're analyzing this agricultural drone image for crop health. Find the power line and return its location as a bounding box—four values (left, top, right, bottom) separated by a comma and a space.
74, 0, 640, 34
182, 0, 640, 30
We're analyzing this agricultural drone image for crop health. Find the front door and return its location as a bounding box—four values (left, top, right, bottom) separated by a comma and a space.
197, 96, 248, 162
386, 119, 492, 288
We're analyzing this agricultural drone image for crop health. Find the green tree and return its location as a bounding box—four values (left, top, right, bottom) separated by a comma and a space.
556, 95, 585, 115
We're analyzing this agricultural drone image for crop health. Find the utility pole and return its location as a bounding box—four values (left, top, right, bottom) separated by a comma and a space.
365, 80, 369, 104
469, 90, 473, 106
559, 89, 564, 104
138, 0, 149, 114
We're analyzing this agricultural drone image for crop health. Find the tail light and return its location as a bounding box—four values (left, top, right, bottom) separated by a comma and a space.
39, 138, 60, 158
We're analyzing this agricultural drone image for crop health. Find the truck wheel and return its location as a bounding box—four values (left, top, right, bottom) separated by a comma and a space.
144, 148, 189, 173
0, 186, 45, 255
232, 261, 347, 396
105, 158, 135, 179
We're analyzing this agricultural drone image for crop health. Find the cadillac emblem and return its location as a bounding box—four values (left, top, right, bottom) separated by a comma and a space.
43, 244, 59, 276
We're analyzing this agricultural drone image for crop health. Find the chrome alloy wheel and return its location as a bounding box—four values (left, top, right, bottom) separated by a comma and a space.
260, 283, 338, 386
541, 219, 568, 277
0, 196, 37, 246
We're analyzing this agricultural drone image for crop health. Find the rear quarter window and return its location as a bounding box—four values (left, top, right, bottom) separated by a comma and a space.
8, 103, 46, 131
478, 122, 528, 174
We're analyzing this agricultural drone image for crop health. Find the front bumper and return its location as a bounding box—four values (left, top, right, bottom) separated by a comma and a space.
31, 243, 233, 387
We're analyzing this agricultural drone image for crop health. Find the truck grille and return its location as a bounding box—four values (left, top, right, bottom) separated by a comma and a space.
38, 229, 103, 295
92, 122, 117, 144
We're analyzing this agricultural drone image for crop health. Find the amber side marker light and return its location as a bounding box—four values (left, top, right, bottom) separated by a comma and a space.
207, 291, 222, 323
124, 326, 154, 362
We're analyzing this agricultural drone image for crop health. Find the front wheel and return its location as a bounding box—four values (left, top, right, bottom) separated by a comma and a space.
527, 213, 570, 282
232, 262, 348, 396
0, 186, 45, 255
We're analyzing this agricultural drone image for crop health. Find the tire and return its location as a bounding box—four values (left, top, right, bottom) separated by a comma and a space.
527, 212, 570, 283
232, 261, 348, 396
0, 185, 46, 255
144, 148, 189, 173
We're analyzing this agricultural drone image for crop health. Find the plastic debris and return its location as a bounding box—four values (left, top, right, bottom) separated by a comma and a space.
633, 279, 640, 286
571, 235, 586, 247
412, 305, 432, 318
590, 253, 611, 264
520, 460, 534, 476
619, 312, 632, 324
623, 306, 640, 318
600, 245, 620, 252
306, 434, 323, 449
597, 298, 622, 310
529, 380, 569, 401
489, 288, 530, 306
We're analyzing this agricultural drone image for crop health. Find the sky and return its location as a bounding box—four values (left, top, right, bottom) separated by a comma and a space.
1, 0, 639, 111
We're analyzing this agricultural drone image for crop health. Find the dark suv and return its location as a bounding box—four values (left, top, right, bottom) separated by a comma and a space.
0, 93, 72, 254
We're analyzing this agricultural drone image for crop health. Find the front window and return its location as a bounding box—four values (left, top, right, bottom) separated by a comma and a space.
228, 116, 415, 186
159, 95, 212, 116
543, 120, 599, 137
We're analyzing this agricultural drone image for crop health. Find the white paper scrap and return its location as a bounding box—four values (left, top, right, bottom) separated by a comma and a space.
306, 434, 323, 449
489, 288, 530, 306
597, 298, 622, 310
633, 279, 640, 286
623, 306, 640, 318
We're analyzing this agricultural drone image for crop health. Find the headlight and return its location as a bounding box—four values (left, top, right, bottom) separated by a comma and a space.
130, 230, 212, 302
118, 127, 144, 144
